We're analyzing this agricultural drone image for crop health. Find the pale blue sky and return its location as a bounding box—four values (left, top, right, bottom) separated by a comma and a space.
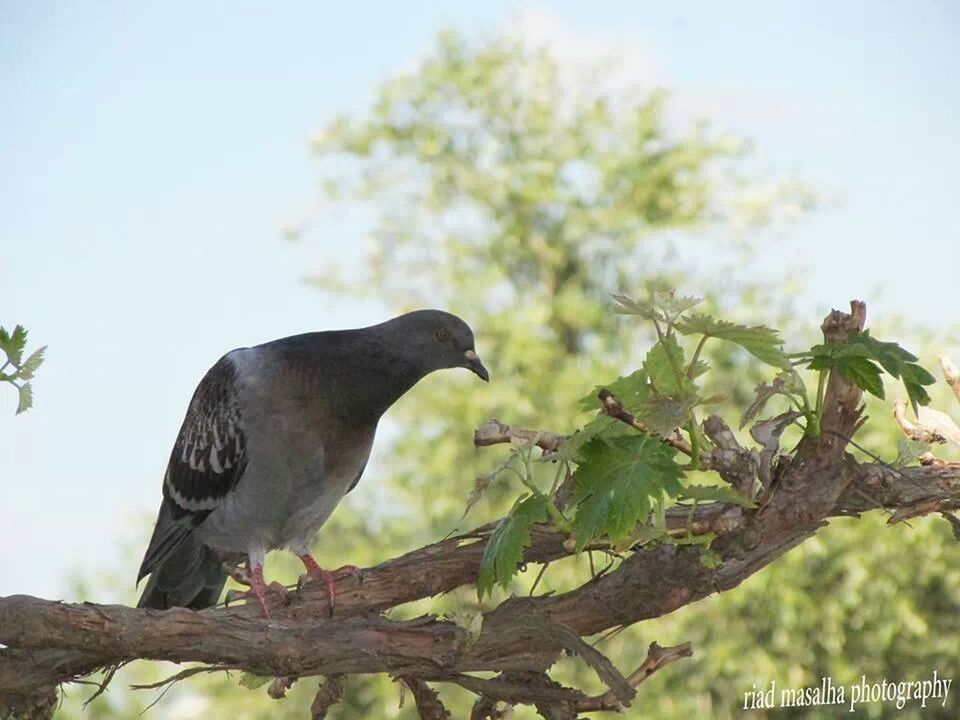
1, 1, 958, 599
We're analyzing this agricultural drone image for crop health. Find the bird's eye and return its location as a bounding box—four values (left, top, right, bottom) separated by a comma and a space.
436, 327, 450, 342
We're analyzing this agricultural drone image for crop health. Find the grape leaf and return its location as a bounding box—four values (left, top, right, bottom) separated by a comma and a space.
18, 346, 46, 380
571, 435, 684, 552
611, 291, 701, 322
610, 294, 663, 321
578, 369, 648, 412
654, 291, 703, 319
477, 493, 549, 597
806, 332, 934, 412
898, 362, 936, 412
0, 325, 27, 366
16, 383, 33, 415
639, 395, 696, 437
675, 314, 791, 370
643, 335, 695, 398
557, 415, 631, 463
835, 355, 885, 399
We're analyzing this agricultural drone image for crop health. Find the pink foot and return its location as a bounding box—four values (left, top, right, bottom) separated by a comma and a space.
224, 565, 286, 617
298, 554, 361, 617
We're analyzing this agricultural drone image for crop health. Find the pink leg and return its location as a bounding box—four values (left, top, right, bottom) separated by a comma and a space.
224, 563, 286, 617
298, 553, 360, 617
250, 565, 272, 618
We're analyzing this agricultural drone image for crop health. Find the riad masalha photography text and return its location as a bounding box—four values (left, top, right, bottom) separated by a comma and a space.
743, 672, 952, 712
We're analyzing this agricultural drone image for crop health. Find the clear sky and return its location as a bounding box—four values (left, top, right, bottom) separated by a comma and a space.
1, 1, 958, 600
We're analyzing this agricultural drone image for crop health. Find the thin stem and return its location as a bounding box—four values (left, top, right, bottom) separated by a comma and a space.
519, 446, 571, 531
687, 336, 709, 379
811, 369, 828, 438
548, 460, 566, 499
651, 318, 665, 343
687, 417, 701, 470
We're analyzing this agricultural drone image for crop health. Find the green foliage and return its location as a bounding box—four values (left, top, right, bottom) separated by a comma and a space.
0, 323, 45, 414
0, 323, 28, 365
478, 492, 549, 596
675, 314, 792, 370
570, 435, 683, 551
803, 330, 935, 412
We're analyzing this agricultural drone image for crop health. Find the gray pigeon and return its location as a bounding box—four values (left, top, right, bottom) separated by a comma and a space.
137, 309, 488, 616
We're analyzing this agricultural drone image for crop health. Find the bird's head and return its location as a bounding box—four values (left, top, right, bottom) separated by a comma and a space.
387, 309, 489, 382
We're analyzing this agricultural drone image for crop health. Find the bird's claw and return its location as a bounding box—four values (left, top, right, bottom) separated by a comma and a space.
296, 563, 362, 618
224, 567, 288, 618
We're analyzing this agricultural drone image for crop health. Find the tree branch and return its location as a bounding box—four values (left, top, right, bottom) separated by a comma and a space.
3, 301, 959, 719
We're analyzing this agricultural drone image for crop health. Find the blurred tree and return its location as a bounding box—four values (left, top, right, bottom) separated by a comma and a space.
53, 26, 957, 720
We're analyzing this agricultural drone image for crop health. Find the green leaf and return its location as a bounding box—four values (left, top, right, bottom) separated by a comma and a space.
900, 363, 935, 411
16, 383, 33, 415
0, 325, 28, 366
807, 332, 935, 412
643, 335, 694, 397
578, 369, 649, 413
850, 330, 917, 374
675, 314, 791, 370
610, 293, 664, 321
18, 346, 46, 380
836, 355, 885, 399
477, 493, 549, 597
654, 290, 703, 319
239, 672, 270, 690
571, 435, 684, 552
678, 484, 756, 508
557, 415, 630, 463
639, 395, 696, 437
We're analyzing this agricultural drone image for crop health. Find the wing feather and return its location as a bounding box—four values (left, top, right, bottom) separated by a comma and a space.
164, 354, 248, 511
139, 354, 248, 580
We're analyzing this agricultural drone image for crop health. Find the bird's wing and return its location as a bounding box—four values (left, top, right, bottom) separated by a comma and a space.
138, 354, 248, 582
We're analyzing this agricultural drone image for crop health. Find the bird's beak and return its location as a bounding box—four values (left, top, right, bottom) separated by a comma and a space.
464, 349, 489, 382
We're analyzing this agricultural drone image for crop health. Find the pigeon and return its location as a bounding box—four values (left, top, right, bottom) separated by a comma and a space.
136, 309, 488, 617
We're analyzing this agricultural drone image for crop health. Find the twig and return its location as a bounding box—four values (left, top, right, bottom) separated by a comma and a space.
575, 642, 694, 713
474, 420, 567, 454
940, 352, 960, 404
130, 665, 230, 690
400, 677, 451, 720
310, 675, 345, 720
597, 389, 696, 458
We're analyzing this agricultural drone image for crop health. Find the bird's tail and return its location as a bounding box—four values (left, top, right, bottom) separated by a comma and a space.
137, 534, 227, 610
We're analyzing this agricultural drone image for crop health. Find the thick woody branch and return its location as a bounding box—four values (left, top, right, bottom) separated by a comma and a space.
2, 460, 957, 698
3, 301, 958, 719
